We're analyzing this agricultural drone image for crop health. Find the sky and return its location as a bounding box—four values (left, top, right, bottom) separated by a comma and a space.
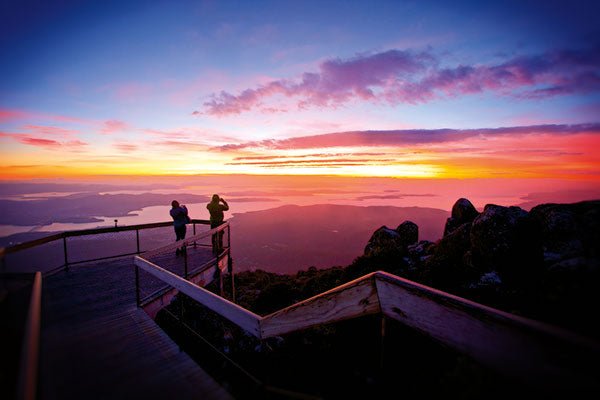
0, 0, 599, 181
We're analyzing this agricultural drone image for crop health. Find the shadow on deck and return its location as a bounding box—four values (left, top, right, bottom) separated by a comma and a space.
39, 245, 232, 400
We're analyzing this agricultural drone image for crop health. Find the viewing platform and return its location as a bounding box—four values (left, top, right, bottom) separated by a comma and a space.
1, 220, 234, 400
40, 252, 231, 400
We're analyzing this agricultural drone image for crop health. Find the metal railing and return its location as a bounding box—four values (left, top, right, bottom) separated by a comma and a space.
0, 219, 213, 275
134, 222, 233, 309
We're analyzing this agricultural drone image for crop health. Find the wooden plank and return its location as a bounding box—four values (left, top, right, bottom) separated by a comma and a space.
374, 271, 600, 391
134, 256, 261, 337
260, 273, 380, 338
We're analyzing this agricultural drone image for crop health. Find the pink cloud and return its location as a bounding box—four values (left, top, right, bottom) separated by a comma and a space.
23, 125, 80, 137
113, 142, 138, 152
213, 123, 600, 151
102, 120, 129, 134
17, 137, 61, 147
0, 109, 29, 121
0, 108, 89, 124
202, 46, 600, 115
0, 131, 88, 149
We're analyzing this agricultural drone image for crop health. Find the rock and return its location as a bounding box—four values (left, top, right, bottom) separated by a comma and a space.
396, 220, 419, 247
364, 225, 405, 257
470, 204, 543, 284
530, 200, 600, 266
422, 222, 476, 288
444, 198, 479, 236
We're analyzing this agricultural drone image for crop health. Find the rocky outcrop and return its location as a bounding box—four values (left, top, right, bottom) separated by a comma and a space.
469, 204, 543, 284
530, 200, 600, 271
444, 198, 479, 236
364, 221, 418, 257
359, 198, 600, 337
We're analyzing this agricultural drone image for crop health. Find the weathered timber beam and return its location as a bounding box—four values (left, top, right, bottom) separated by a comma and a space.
134, 255, 261, 337
260, 272, 380, 338
374, 271, 600, 391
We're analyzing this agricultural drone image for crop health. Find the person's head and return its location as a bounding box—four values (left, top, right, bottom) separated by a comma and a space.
211, 194, 220, 203
171, 200, 179, 208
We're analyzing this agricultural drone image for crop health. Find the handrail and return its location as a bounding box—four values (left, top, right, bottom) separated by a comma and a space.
135, 256, 261, 337
16, 271, 42, 400
2, 219, 211, 255
134, 252, 600, 391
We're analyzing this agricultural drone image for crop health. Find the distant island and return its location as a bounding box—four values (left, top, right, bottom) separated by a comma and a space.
0, 192, 210, 226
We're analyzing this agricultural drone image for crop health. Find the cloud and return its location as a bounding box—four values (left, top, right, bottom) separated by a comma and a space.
202, 46, 600, 115
0, 131, 88, 149
22, 125, 80, 137
102, 120, 129, 134
0, 108, 88, 124
113, 143, 138, 152
17, 137, 61, 147
355, 193, 437, 201
213, 123, 600, 151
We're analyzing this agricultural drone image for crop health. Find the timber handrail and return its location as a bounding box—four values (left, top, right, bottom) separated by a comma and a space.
135, 256, 261, 337
16, 271, 42, 400
134, 252, 600, 391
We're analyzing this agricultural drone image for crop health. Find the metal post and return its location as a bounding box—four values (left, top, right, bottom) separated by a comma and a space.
227, 224, 231, 248
136, 229, 140, 254
135, 265, 140, 307
380, 316, 386, 370
193, 223, 197, 247
228, 256, 235, 303
183, 245, 188, 279
63, 236, 69, 272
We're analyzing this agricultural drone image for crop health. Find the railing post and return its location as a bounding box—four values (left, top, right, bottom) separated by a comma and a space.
228, 256, 235, 303
227, 223, 231, 248
183, 245, 188, 279
193, 223, 197, 248
380, 315, 386, 370
135, 264, 140, 307
136, 229, 140, 254
62, 236, 69, 272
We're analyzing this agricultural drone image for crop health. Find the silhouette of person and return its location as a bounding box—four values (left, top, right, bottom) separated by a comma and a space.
170, 200, 189, 255
207, 194, 229, 253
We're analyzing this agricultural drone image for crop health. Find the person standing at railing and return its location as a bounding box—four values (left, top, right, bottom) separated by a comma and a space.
170, 200, 189, 256
207, 194, 229, 254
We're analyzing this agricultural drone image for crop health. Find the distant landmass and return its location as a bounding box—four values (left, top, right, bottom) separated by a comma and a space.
0, 192, 209, 226
230, 204, 448, 274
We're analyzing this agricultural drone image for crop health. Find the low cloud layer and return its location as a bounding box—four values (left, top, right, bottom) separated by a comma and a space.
213, 123, 600, 151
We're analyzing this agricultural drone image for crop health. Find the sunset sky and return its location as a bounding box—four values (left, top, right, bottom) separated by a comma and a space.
1, 0, 599, 180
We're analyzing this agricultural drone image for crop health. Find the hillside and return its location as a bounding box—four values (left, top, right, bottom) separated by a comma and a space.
230, 204, 447, 274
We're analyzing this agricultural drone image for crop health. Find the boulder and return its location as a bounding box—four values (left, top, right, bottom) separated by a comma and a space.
530, 200, 600, 267
396, 220, 419, 247
422, 222, 476, 288
444, 198, 479, 236
470, 204, 543, 284
364, 226, 405, 257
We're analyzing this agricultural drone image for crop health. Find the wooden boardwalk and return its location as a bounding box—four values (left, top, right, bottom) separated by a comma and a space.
39, 246, 232, 400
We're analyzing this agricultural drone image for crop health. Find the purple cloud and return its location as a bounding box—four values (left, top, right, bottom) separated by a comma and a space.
202, 46, 600, 115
